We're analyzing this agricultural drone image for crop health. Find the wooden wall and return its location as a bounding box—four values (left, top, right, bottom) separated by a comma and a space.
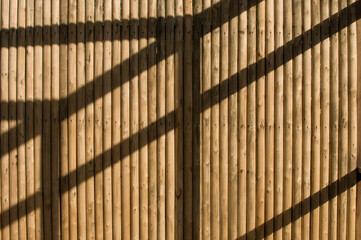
0, 0, 360, 239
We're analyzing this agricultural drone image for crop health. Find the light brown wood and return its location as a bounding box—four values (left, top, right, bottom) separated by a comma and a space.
274, 0, 283, 238
76, 0, 87, 238
238, 0, 247, 239
283, 0, 293, 238
1, 0, 10, 239
94, 0, 104, 238
111, 0, 121, 239
311, 0, 321, 238
148, 0, 158, 238
320, 0, 330, 239
9, 0, 19, 238
103, 0, 112, 239
247, 2, 256, 239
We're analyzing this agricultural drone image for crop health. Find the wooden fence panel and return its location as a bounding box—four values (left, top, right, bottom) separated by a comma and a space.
0, 0, 359, 239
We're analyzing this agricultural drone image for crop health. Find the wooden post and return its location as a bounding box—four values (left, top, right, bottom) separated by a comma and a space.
103, 0, 113, 238
9, 0, 19, 238
302, 0, 311, 238
111, 0, 121, 239
94, 0, 104, 238
148, 0, 157, 238
247, 1, 256, 239
76, 0, 86, 238
320, 0, 330, 238
330, 1, 339, 239
356, 0, 361, 238
139, 0, 148, 238
238, 0, 247, 238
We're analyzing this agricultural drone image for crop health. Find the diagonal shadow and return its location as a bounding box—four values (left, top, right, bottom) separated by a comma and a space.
0, 0, 360, 238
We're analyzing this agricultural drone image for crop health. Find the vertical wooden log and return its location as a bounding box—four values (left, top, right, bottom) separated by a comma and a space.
320, 0, 330, 238
202, 0, 211, 236
347, 0, 358, 239
51, 0, 61, 237
59, 0, 69, 237
103, 0, 113, 238
68, 0, 77, 238
265, 0, 275, 238
1, 0, 10, 238
356, 0, 361, 238
94, 0, 104, 238
139, 0, 148, 238
311, 0, 321, 238
157, 0, 166, 237
76, 0, 87, 237
329, 1, 339, 239
256, 1, 266, 239
283, 0, 293, 238
121, 0, 131, 237
148, 0, 157, 238
111, 0, 121, 238
9, 0, 18, 238
130, 0, 139, 237
85, 0, 95, 237
175, 0, 184, 238
220, 0, 229, 238
228, 0, 238, 238
302, 0, 311, 238
183, 0, 193, 238
211, 0, 220, 238
274, 0, 284, 238
338, 1, 349, 239
26, 0, 36, 237
238, 0, 247, 239
247, 1, 257, 239
17, 0, 27, 238
292, 0, 302, 239
34, 0, 43, 238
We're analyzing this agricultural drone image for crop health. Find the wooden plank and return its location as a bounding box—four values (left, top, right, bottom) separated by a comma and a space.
1, 0, 10, 238
94, 0, 104, 238
247, 1, 256, 239
103, 0, 113, 238
121, 0, 131, 237
26, 0, 36, 237
111, 0, 121, 239
59, 0, 69, 237
202, 0, 211, 236
156, 0, 166, 237
76, 0, 87, 238
347, 0, 358, 239
311, 0, 321, 238
34, 0, 43, 238
320, 0, 330, 238
274, 0, 283, 238
139, 0, 148, 238
130, 0, 139, 237
329, 0, 339, 239
9, 0, 18, 238
256, 0, 265, 238
175, 0, 184, 238
220, 0, 229, 238
51, 0, 61, 237
228, 0, 238, 238
85, 0, 95, 238
183, 0, 193, 238
292, 0, 302, 239
147, 0, 157, 238
283, 0, 293, 238
68, 0, 77, 238
211, 0, 220, 238
238, 0, 247, 238
302, 0, 311, 238
265, 0, 274, 238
